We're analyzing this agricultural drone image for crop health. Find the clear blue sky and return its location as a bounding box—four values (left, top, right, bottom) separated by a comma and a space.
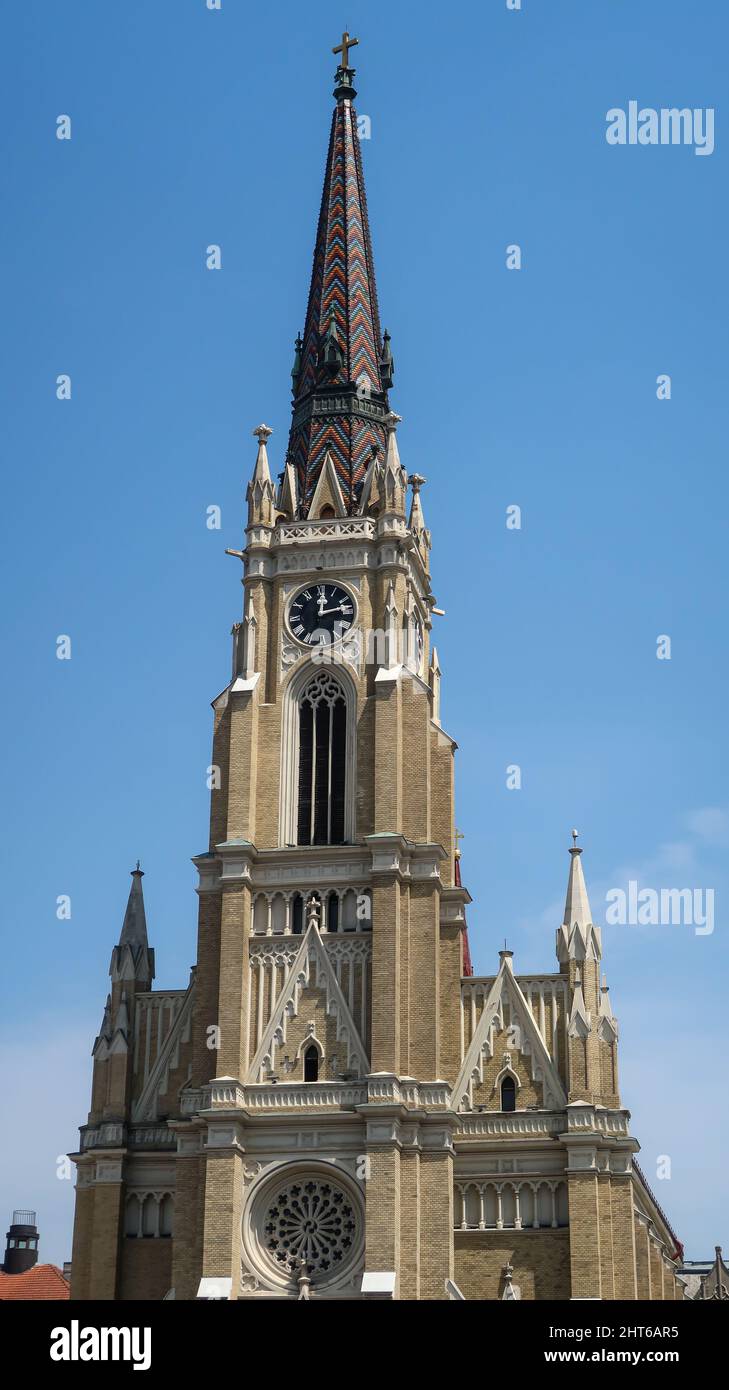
1, 0, 726, 1269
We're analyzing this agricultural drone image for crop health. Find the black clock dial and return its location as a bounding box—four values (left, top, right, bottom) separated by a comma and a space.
289, 583, 355, 645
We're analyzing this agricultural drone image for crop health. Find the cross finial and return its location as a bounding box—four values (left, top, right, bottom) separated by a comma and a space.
333, 29, 359, 68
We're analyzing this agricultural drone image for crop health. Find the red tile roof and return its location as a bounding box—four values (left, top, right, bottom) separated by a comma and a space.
0, 1264, 70, 1300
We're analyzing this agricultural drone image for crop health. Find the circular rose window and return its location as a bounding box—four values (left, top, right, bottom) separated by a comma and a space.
244, 1167, 364, 1291
264, 1177, 357, 1276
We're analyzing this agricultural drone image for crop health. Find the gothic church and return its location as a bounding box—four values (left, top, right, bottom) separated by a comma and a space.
69, 38, 684, 1302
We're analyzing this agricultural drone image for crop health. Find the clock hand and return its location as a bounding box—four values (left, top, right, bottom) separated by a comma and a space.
317, 604, 348, 616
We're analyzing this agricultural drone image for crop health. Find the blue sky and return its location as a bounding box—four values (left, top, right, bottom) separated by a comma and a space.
1, 0, 726, 1268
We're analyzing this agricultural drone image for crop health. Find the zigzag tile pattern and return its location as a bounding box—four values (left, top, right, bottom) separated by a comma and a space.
287, 92, 389, 514
288, 414, 385, 513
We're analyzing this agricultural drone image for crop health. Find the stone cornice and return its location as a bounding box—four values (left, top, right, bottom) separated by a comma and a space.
365, 834, 446, 883
183, 1074, 453, 1120
242, 516, 432, 600
194, 838, 449, 892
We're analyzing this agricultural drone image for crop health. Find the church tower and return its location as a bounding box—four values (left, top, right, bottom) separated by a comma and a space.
69, 36, 685, 1303
184, 33, 465, 1301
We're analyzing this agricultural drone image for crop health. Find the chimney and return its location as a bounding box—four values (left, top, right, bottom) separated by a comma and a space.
3, 1209, 39, 1274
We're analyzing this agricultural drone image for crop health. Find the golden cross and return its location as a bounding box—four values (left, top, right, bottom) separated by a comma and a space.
333, 29, 359, 67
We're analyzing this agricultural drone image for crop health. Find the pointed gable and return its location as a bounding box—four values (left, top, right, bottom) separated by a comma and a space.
453, 953, 567, 1113
132, 982, 195, 1122
307, 450, 348, 518
247, 924, 369, 1083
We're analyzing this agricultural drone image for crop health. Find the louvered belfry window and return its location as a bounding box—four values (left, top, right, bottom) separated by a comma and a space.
297, 672, 347, 845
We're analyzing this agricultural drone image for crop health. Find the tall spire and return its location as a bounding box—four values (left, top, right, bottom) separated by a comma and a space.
286, 36, 392, 517
556, 831, 602, 964
562, 830, 593, 931
119, 863, 148, 950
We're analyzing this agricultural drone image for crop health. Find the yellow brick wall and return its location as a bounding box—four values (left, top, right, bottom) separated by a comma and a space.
455, 1229, 571, 1300
119, 1236, 172, 1301
567, 1172, 602, 1298
172, 1153, 206, 1299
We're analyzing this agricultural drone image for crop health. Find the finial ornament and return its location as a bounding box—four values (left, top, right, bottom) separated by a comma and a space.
455, 827, 465, 861
570, 827, 582, 855
253, 424, 273, 443
296, 1257, 312, 1301
133, 861, 143, 876
332, 29, 359, 68
408, 472, 426, 493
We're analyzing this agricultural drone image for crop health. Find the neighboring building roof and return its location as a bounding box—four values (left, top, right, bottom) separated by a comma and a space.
633, 1159, 684, 1262
678, 1248, 729, 1300
0, 1264, 70, 1300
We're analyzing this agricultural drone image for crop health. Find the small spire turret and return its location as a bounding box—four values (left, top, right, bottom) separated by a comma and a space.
110, 865, 154, 988
557, 832, 602, 965
247, 424, 276, 527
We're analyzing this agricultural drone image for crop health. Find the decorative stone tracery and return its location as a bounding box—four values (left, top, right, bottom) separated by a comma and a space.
242, 1164, 365, 1294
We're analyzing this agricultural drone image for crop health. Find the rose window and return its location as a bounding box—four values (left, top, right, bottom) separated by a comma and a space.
263, 1179, 357, 1276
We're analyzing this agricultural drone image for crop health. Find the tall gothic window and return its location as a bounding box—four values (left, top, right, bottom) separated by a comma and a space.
304, 1045, 319, 1082
501, 1076, 516, 1112
297, 672, 347, 845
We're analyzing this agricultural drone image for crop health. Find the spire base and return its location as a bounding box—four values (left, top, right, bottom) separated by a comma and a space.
333, 65, 357, 101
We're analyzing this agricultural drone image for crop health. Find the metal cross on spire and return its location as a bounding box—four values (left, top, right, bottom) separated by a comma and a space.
332, 29, 359, 67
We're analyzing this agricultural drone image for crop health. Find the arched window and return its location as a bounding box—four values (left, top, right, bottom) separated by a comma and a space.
125, 1196, 140, 1238
326, 891, 339, 933
304, 1045, 319, 1082
159, 1195, 174, 1238
291, 893, 304, 934
500, 1075, 516, 1112
297, 673, 347, 845
142, 1195, 157, 1238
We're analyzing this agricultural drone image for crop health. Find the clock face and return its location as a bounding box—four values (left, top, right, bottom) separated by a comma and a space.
289, 583, 355, 646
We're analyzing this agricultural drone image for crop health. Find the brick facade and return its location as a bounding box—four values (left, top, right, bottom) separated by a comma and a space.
67, 47, 685, 1304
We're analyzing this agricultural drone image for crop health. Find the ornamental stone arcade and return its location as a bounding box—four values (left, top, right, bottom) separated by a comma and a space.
68, 37, 685, 1302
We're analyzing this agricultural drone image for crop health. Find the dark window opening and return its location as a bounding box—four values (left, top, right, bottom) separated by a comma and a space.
292, 894, 304, 935
304, 1045, 319, 1082
327, 892, 339, 932
297, 675, 347, 845
501, 1075, 516, 1112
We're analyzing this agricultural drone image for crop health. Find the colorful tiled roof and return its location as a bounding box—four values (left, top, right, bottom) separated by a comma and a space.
287, 63, 392, 515
0, 1263, 70, 1299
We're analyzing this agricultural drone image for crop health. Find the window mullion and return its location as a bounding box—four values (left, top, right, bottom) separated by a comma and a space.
327, 700, 333, 844
310, 700, 317, 845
